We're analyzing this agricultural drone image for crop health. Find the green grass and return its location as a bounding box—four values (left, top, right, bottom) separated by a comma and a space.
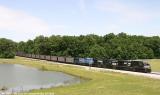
0, 57, 160, 95
148, 59, 160, 72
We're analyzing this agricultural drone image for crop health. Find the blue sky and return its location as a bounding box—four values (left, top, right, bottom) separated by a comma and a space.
0, 0, 160, 41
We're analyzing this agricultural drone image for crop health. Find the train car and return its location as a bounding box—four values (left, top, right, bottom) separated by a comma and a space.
16, 52, 24, 57
94, 59, 103, 67
79, 58, 85, 63
66, 57, 74, 64
57, 57, 66, 63
45, 55, 51, 61
84, 58, 94, 66
129, 60, 151, 73
74, 58, 84, 65
22, 53, 26, 57
27, 54, 30, 58
25, 54, 29, 58
39, 55, 46, 60
26, 54, 31, 58
28, 54, 32, 58
74, 58, 80, 64
101, 59, 118, 69
16, 52, 20, 56
21, 53, 24, 57
35, 54, 40, 59
116, 60, 131, 70
50, 56, 58, 61
74, 58, 94, 66
31, 54, 36, 58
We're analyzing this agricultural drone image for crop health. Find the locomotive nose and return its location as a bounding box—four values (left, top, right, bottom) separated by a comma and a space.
144, 65, 151, 69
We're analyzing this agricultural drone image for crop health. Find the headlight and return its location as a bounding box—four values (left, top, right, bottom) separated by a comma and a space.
144, 65, 151, 69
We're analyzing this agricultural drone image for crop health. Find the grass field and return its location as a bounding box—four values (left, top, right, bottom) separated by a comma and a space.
148, 59, 160, 72
0, 57, 160, 95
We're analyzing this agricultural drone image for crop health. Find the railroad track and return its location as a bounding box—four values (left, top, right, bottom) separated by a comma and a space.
151, 72, 160, 75
44, 60, 160, 80
88, 67, 160, 80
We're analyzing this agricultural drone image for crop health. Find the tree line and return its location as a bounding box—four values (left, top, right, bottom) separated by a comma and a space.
16, 33, 160, 60
0, 33, 160, 59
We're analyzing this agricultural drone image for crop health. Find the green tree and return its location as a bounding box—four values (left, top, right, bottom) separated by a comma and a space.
89, 45, 106, 59
0, 38, 16, 58
34, 35, 51, 55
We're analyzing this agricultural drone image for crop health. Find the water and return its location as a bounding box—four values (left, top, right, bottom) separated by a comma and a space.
0, 64, 81, 92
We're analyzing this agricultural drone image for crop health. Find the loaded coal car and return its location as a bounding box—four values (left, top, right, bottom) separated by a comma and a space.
28, 54, 32, 58
39, 55, 46, 60
31, 54, 36, 58
25, 54, 30, 58
57, 57, 66, 63
16, 52, 22, 56
45, 55, 51, 61
22, 53, 26, 57
66, 57, 74, 64
35, 54, 40, 59
50, 56, 58, 62
128, 60, 151, 73
26, 54, 32, 58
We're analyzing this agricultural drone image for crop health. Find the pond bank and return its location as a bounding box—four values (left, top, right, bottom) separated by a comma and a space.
0, 64, 82, 93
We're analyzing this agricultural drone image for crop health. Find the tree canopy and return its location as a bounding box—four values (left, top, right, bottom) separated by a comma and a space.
16, 33, 160, 60
0, 38, 16, 58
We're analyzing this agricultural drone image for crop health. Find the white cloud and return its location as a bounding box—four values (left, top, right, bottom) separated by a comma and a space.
0, 6, 52, 41
0, 6, 50, 32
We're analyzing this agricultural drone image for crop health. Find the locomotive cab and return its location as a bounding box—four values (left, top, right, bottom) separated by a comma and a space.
129, 61, 151, 73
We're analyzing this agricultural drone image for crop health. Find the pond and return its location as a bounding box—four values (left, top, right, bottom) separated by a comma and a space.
0, 64, 81, 92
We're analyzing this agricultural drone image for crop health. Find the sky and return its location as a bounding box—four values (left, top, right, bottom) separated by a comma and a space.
0, 0, 160, 42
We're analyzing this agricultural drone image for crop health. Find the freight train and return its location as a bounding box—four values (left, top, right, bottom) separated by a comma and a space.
16, 52, 152, 73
